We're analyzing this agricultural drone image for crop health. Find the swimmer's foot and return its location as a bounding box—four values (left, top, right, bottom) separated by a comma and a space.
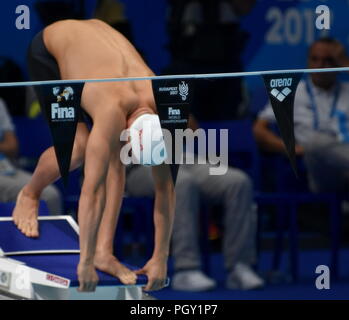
94, 252, 137, 285
12, 188, 40, 238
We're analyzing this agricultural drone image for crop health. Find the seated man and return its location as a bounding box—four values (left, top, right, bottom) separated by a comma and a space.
126, 115, 265, 291
0, 97, 62, 214
12, 19, 175, 292
254, 38, 349, 194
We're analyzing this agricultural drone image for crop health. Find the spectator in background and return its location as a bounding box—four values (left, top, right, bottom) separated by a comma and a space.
164, 0, 256, 121
253, 38, 349, 194
0, 97, 62, 213
126, 114, 264, 291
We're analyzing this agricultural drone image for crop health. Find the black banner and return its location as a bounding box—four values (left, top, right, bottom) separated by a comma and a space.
1, 299, 341, 318
38, 83, 84, 186
262, 73, 303, 176
152, 79, 192, 184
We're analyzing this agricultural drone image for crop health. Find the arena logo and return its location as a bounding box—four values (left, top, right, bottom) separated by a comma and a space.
51, 87, 75, 122
269, 78, 293, 102
270, 78, 292, 88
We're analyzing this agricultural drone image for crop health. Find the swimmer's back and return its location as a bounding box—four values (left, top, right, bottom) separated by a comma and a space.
43, 19, 153, 80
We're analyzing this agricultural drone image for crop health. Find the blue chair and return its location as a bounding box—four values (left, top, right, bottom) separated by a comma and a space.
200, 118, 342, 281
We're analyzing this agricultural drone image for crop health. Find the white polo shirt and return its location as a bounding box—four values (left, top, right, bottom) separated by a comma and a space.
258, 78, 349, 146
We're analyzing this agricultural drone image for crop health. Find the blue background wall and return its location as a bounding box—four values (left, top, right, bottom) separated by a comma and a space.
241, 0, 349, 113
0, 0, 348, 113
0, 0, 169, 76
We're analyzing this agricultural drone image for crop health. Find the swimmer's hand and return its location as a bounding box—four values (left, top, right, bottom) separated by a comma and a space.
77, 262, 99, 292
135, 257, 168, 291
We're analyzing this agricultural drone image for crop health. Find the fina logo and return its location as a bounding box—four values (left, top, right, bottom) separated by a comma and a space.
270, 78, 293, 102
53, 86, 74, 102
178, 81, 189, 101
51, 86, 75, 121
168, 107, 181, 116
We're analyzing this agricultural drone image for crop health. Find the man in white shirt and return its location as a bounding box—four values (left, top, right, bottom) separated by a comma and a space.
253, 38, 349, 193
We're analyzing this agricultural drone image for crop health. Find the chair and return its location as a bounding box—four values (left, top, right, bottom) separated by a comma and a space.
200, 118, 342, 281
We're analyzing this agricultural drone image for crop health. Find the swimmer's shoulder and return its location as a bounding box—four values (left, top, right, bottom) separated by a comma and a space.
43, 19, 101, 50
44, 19, 104, 35
44, 19, 77, 32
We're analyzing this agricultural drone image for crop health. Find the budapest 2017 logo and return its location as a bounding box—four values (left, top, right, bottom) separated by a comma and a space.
158, 81, 189, 101
179, 81, 189, 101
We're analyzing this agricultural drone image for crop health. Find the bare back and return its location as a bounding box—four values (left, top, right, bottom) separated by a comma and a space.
43, 19, 156, 120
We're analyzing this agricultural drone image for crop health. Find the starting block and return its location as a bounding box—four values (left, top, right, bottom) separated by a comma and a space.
0, 216, 150, 300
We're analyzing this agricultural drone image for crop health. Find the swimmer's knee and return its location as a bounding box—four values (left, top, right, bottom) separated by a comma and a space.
80, 180, 106, 205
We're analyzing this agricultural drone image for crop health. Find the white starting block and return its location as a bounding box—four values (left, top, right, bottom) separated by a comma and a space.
0, 255, 70, 300
0, 216, 151, 300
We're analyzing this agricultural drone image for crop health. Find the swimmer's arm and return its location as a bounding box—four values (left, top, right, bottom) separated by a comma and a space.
151, 163, 175, 259
136, 163, 175, 291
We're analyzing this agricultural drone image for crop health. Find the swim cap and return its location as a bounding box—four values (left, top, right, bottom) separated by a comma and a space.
129, 114, 167, 166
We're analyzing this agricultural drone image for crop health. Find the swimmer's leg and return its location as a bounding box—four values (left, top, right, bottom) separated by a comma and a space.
13, 122, 89, 237
94, 147, 137, 285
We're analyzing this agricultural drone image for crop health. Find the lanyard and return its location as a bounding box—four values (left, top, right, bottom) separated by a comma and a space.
305, 78, 340, 130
